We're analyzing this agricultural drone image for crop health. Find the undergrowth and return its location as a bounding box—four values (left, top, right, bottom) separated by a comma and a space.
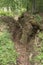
0, 11, 13, 16
0, 22, 18, 65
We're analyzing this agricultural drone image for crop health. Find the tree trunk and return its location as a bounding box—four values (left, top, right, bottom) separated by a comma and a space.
32, 0, 37, 14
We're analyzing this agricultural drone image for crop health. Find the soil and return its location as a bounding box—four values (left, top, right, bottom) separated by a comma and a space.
0, 12, 43, 65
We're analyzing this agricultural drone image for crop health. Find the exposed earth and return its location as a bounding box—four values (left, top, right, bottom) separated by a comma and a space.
0, 12, 43, 65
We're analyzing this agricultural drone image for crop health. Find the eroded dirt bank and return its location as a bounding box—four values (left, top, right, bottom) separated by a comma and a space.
0, 12, 43, 65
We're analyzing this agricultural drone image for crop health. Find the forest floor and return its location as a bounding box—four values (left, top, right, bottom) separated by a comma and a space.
13, 13, 43, 65
14, 40, 29, 65
0, 12, 43, 65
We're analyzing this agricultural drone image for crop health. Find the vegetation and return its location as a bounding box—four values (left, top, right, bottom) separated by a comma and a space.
0, 0, 43, 65
0, 11, 13, 16
30, 32, 43, 65
0, 21, 18, 65
0, 0, 43, 14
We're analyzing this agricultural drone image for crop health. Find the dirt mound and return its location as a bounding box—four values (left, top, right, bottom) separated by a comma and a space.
18, 12, 39, 43
0, 12, 43, 65
0, 13, 43, 43
0, 16, 21, 40
15, 12, 43, 65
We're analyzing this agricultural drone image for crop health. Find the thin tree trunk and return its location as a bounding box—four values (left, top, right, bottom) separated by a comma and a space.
32, 0, 36, 13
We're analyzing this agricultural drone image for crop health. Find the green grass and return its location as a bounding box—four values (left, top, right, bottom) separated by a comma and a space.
35, 14, 42, 22
0, 29, 18, 65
